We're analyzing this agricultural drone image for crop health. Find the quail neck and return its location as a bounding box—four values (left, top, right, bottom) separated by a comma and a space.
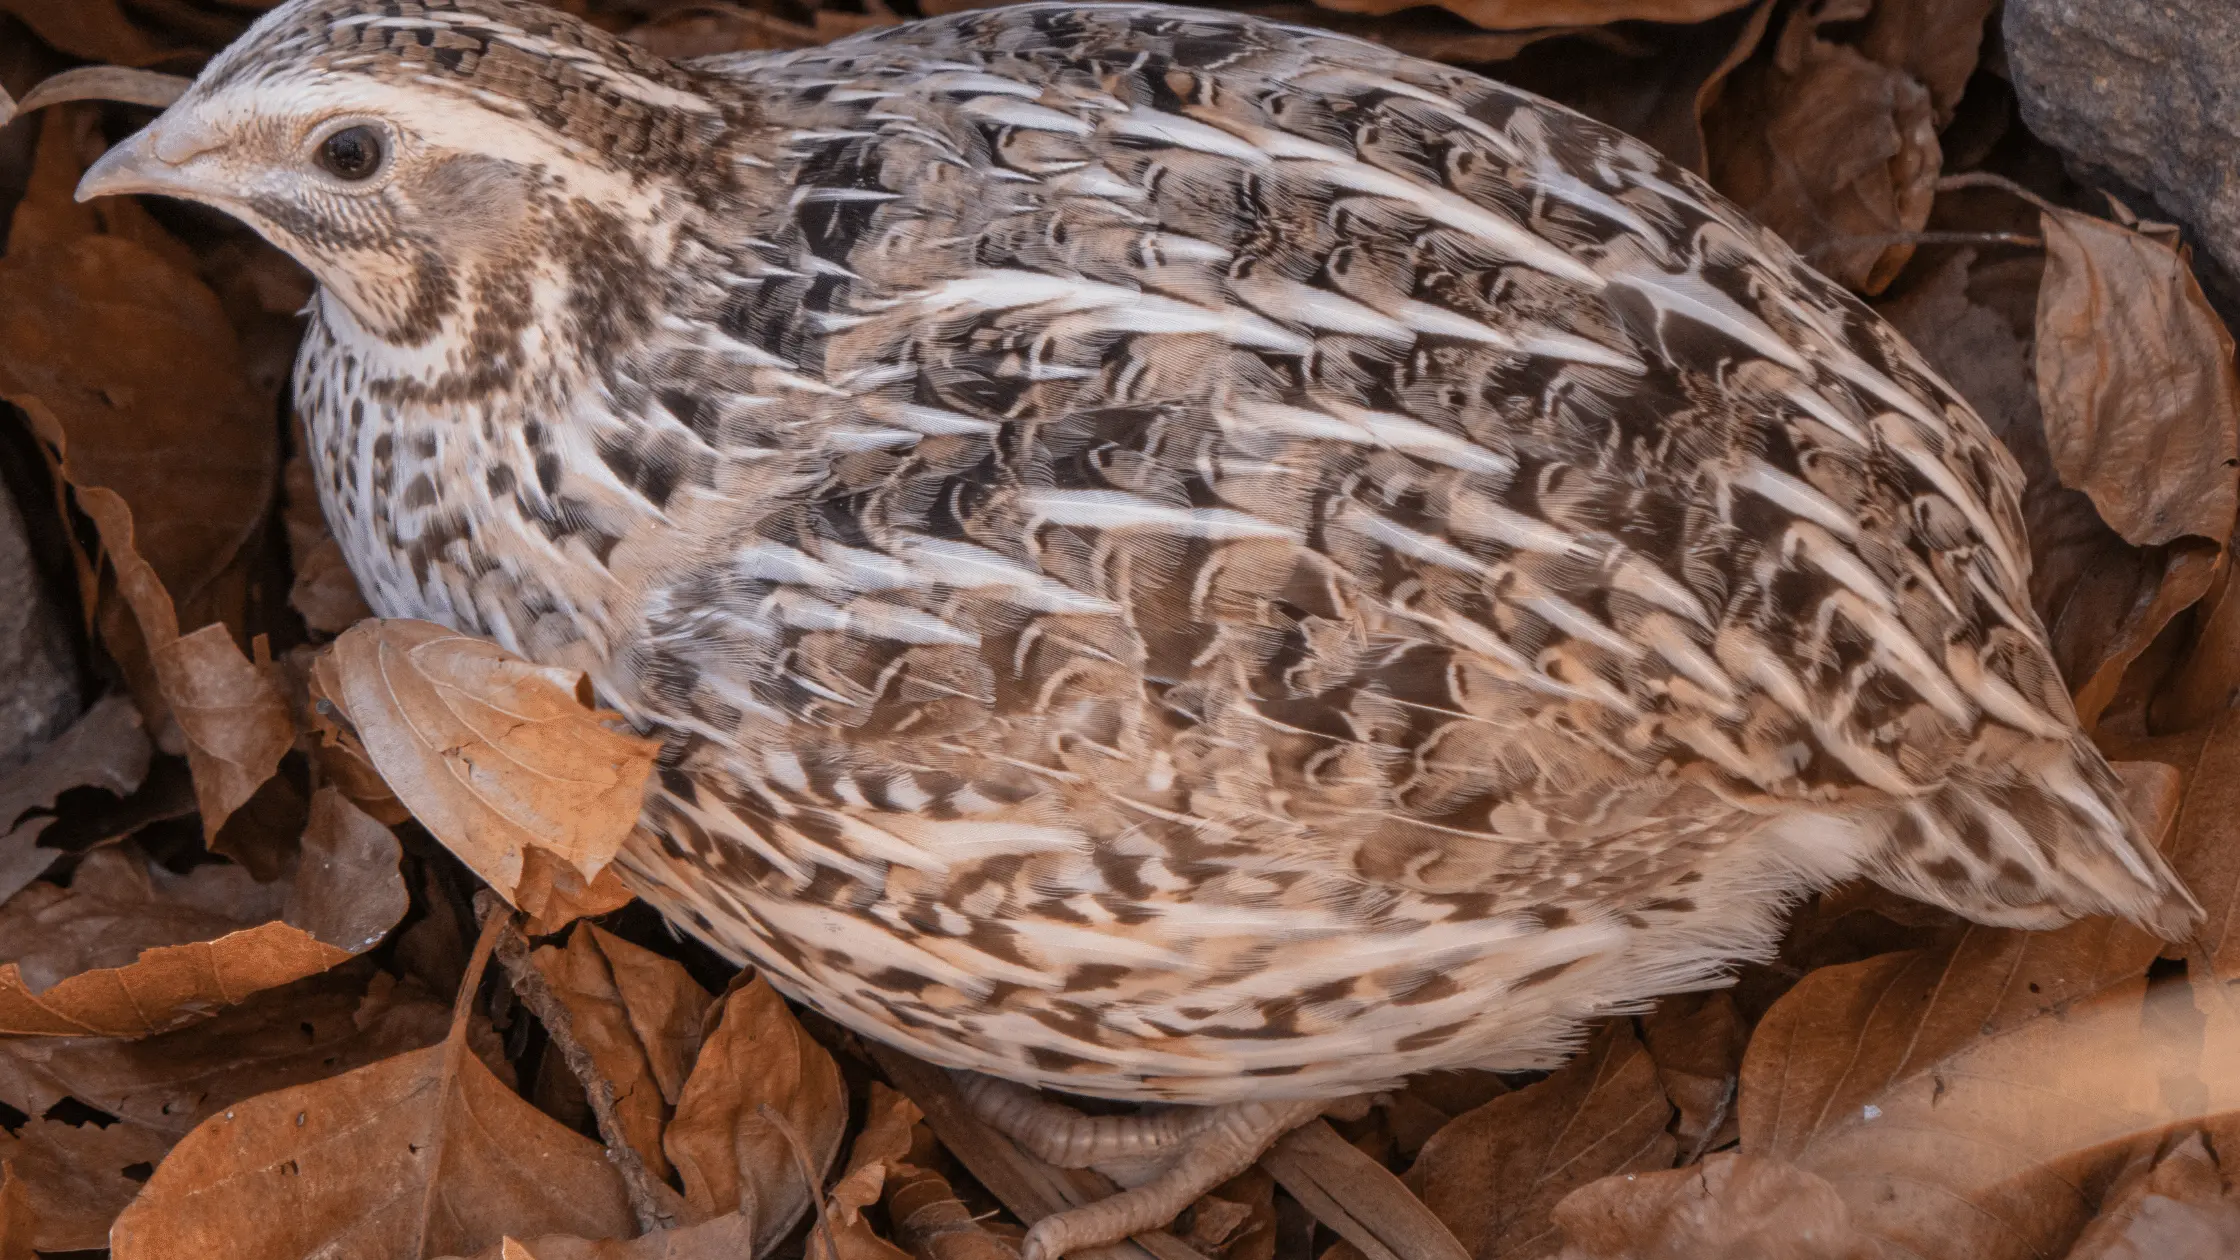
81, 0, 2195, 1115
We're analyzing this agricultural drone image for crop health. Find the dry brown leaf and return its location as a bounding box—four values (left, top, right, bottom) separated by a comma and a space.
159, 624, 294, 838
0, 694, 149, 904
2065, 1132, 2240, 1260
526, 922, 715, 1181
0, 1160, 31, 1260
0, 1109, 173, 1252
0, 0, 170, 64
1303, 0, 1753, 33
442, 1215, 760, 1260
1639, 992, 1743, 1152
2036, 207, 2240, 549
109, 921, 634, 1260
301, 643, 410, 825
1548, 1152, 1878, 1260
0, 114, 278, 645
831, 1084, 924, 1240
1409, 1021, 1676, 1259
323, 618, 659, 899
0, 789, 405, 1037
1705, 5, 1938, 294
664, 972, 848, 1254
75, 481, 295, 829
518, 845, 641, 936
0, 967, 455, 1250
1857, 0, 1999, 125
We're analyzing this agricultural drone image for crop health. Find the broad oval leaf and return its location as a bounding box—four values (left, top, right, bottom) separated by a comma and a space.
324, 619, 660, 900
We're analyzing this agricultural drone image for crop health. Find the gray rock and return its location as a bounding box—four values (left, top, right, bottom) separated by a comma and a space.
2005, 0, 2240, 286
0, 471, 77, 776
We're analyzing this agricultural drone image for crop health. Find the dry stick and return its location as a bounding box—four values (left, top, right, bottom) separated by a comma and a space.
1935, 171, 2067, 219
867, 1044, 1207, 1260
760, 1102, 843, 1260
13, 65, 191, 114
491, 913, 685, 1235
1258, 1121, 1469, 1260
1810, 230, 2044, 254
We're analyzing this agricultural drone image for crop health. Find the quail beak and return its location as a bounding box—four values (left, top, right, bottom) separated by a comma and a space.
74, 119, 222, 204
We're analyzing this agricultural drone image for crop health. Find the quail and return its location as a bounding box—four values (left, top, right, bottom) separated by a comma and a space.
78, 1, 2201, 1254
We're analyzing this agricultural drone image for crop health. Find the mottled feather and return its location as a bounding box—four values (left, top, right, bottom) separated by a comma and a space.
148, 0, 2195, 1101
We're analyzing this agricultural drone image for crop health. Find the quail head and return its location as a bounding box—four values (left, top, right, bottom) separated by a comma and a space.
78, 1, 2200, 1253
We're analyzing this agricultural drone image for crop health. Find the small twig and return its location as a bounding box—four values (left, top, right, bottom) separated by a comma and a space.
492, 912, 682, 1234
760, 1102, 842, 1260
1809, 230, 2044, 255
1934, 171, 2066, 219
14, 65, 191, 114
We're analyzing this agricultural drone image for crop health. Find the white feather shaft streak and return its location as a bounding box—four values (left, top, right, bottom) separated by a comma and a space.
917, 271, 1309, 352
1021, 489, 1298, 540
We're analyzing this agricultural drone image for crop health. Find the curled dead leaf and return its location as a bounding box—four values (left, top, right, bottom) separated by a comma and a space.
321, 619, 659, 901
837, 1086, 922, 1217
0, 133, 279, 639
1550, 1152, 1878, 1260
1706, 4, 1939, 293
158, 624, 293, 839
2035, 207, 2240, 550
1855, 0, 1998, 125
0, 788, 405, 1037
664, 973, 848, 1255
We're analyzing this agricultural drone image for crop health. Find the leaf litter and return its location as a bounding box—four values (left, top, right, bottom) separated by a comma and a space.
3, 1, 2240, 1259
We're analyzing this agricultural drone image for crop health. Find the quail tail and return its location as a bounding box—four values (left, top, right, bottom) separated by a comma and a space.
1864, 734, 2200, 938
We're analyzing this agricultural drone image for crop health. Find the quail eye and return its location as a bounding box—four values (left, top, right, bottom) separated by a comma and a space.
316, 125, 385, 181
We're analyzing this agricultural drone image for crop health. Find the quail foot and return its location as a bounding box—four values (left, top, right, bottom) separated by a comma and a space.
76, 2, 2201, 1254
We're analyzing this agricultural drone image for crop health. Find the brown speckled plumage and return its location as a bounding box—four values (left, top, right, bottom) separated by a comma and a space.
96, 0, 2196, 1116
